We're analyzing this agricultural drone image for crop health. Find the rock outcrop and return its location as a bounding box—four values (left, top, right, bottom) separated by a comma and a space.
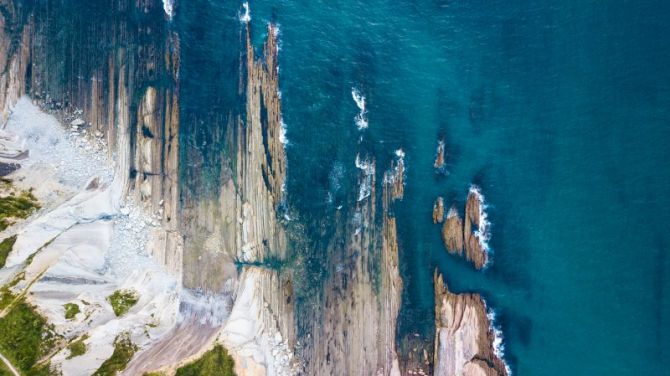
433, 197, 445, 224
442, 205, 464, 255
433, 272, 508, 376
463, 187, 489, 269
434, 139, 446, 173
438, 186, 490, 270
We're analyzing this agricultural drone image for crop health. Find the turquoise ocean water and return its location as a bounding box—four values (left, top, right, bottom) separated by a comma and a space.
174, 0, 670, 374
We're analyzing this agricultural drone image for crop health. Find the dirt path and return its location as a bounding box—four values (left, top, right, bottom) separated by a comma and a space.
0, 351, 20, 376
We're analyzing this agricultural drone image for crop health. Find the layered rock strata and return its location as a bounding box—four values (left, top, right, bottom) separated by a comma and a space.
303, 152, 404, 376
0, 0, 182, 276
433, 272, 508, 376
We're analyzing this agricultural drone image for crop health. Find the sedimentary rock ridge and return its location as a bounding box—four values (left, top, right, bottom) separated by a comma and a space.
305, 152, 404, 376
433, 272, 508, 376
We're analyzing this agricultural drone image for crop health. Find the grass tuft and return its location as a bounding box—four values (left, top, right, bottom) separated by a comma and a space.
106, 289, 138, 317
0, 235, 17, 268
0, 190, 40, 232
66, 335, 88, 359
175, 344, 236, 376
92, 332, 137, 376
0, 299, 58, 374
63, 303, 80, 320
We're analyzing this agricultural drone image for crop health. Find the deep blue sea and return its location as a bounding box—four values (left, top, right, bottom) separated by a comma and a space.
175, 1, 670, 374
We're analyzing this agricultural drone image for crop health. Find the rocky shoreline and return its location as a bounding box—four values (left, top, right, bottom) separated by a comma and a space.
433, 272, 509, 376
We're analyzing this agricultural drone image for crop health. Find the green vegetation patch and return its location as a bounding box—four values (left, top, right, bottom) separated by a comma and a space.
0, 273, 22, 310
0, 299, 58, 374
63, 303, 80, 320
67, 335, 88, 359
176, 344, 236, 376
0, 190, 40, 231
0, 235, 17, 268
107, 289, 138, 317
92, 332, 137, 376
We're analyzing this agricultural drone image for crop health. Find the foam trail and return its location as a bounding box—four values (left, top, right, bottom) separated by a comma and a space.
279, 120, 288, 145
162, 0, 175, 19
469, 184, 491, 263
239, 2, 251, 23
351, 87, 368, 130
486, 308, 513, 375
355, 154, 374, 201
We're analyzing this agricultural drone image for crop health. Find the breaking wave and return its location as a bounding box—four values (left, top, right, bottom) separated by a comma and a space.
355, 153, 375, 201
162, 0, 175, 19
469, 184, 491, 262
239, 2, 251, 23
486, 308, 513, 375
351, 87, 368, 130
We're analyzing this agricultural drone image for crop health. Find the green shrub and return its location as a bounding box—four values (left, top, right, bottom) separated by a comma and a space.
106, 289, 138, 317
92, 332, 137, 376
63, 303, 80, 320
67, 335, 88, 359
0, 190, 40, 231
0, 235, 17, 268
176, 344, 236, 376
0, 300, 57, 374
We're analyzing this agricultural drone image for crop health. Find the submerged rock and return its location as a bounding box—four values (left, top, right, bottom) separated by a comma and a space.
434, 139, 447, 174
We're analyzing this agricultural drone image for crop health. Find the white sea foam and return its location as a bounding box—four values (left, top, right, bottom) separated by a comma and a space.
469, 184, 491, 264
239, 2, 251, 23
355, 154, 374, 201
486, 308, 513, 375
279, 119, 288, 145
351, 87, 368, 130
162, 0, 175, 19
384, 148, 406, 185
326, 162, 344, 204
446, 205, 458, 219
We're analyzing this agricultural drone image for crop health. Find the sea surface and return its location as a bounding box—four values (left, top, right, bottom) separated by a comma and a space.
173, 0, 670, 374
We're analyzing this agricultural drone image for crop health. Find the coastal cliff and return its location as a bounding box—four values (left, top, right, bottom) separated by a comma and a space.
433, 272, 508, 376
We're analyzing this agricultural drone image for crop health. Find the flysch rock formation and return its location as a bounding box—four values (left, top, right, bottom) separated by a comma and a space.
433, 272, 508, 376
438, 186, 490, 270
214, 22, 296, 376
303, 151, 404, 376
0, 0, 182, 277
